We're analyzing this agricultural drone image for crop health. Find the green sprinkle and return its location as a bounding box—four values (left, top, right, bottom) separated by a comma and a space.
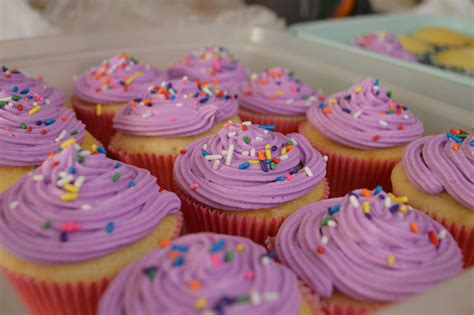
19, 122, 27, 129
225, 250, 233, 262
43, 220, 52, 229
387, 90, 392, 98
236, 295, 250, 303
270, 162, 276, 170
320, 214, 333, 227
285, 140, 294, 146
12, 95, 21, 101
76, 156, 85, 163
0, 100, 6, 107
242, 136, 250, 144
112, 173, 121, 182
70, 129, 78, 135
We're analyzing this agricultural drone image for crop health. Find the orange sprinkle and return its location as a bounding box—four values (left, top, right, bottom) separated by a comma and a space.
160, 239, 171, 247
130, 101, 138, 107
188, 280, 201, 291
284, 145, 294, 152
323, 107, 332, 114
410, 222, 419, 234
47, 151, 55, 159
453, 143, 459, 151
61, 115, 68, 121
361, 188, 372, 198
259, 79, 267, 85
257, 151, 266, 161
428, 230, 440, 247
169, 251, 180, 259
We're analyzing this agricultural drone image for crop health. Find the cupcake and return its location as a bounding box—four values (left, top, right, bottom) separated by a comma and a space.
411, 26, 472, 48
300, 77, 423, 197
351, 32, 417, 62
173, 122, 329, 244
0, 143, 182, 315
71, 53, 167, 147
275, 187, 463, 315
430, 47, 474, 75
392, 130, 473, 266
0, 86, 97, 192
108, 77, 240, 191
98, 233, 320, 315
168, 46, 247, 93
238, 68, 324, 134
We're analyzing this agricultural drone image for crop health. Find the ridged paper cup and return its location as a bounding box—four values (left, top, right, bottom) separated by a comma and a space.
238, 108, 306, 134
173, 179, 329, 244
323, 294, 383, 315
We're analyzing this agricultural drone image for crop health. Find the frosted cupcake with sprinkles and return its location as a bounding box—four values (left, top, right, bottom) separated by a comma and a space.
108, 77, 240, 191
0, 142, 182, 315
300, 77, 423, 197
98, 233, 321, 315
173, 121, 329, 244
239, 67, 324, 134
168, 46, 247, 93
275, 187, 462, 315
0, 85, 98, 192
392, 130, 474, 267
71, 53, 167, 147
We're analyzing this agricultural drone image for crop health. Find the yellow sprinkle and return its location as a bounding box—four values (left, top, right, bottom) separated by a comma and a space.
60, 192, 78, 201
125, 71, 142, 85
194, 298, 206, 310
354, 86, 362, 94
275, 90, 284, 96
28, 105, 41, 115
388, 193, 409, 204
60, 138, 76, 149
265, 150, 271, 160
387, 255, 396, 266
400, 205, 408, 213
63, 184, 79, 193
247, 160, 260, 165
91, 144, 98, 152
328, 98, 336, 104
236, 243, 244, 252
280, 148, 287, 155
264, 144, 271, 150
363, 201, 370, 214
96, 104, 102, 116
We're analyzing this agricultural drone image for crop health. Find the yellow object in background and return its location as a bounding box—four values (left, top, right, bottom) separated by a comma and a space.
411, 26, 472, 47
398, 34, 432, 55
432, 47, 474, 71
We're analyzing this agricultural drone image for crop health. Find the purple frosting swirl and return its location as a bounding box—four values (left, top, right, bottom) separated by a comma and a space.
307, 77, 423, 150
276, 187, 462, 302
168, 46, 247, 93
403, 131, 474, 209
1, 66, 65, 108
352, 32, 417, 62
0, 88, 86, 166
239, 67, 324, 115
173, 122, 326, 210
0, 145, 180, 263
73, 53, 167, 104
113, 77, 238, 136
98, 233, 301, 315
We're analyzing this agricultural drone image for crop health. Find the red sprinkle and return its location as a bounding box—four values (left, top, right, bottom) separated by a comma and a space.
190, 183, 199, 190
17, 104, 23, 111
60, 221, 81, 232
398, 124, 404, 130
52, 161, 60, 168
372, 135, 380, 141
26, 126, 32, 133
179, 149, 187, 155
241, 124, 248, 131
428, 230, 440, 247
61, 115, 68, 121
40, 130, 48, 135
316, 246, 325, 254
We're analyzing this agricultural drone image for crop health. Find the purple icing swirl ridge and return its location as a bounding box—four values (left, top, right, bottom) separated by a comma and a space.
174, 122, 326, 210
403, 132, 474, 209
98, 233, 301, 315
113, 78, 238, 137
307, 77, 423, 150
352, 32, 417, 62
276, 188, 462, 302
73, 54, 167, 104
239, 67, 323, 115
0, 145, 180, 264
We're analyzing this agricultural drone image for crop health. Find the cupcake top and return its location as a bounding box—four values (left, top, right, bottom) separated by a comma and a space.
113, 77, 238, 137
352, 32, 417, 62
239, 67, 324, 116
73, 53, 166, 104
403, 130, 473, 209
0, 88, 86, 166
275, 187, 463, 302
168, 46, 247, 92
307, 77, 423, 150
1, 66, 65, 108
0, 143, 180, 264
174, 122, 327, 211
98, 233, 301, 315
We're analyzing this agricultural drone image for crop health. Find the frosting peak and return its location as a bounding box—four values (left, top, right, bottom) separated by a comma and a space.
173, 122, 326, 210
352, 32, 417, 62
276, 187, 463, 302
307, 77, 423, 150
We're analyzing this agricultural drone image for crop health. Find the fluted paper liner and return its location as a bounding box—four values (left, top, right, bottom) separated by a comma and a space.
238, 110, 306, 134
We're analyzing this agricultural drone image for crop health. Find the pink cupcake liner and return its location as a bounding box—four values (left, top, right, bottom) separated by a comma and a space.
238, 110, 306, 134
318, 149, 398, 198
108, 148, 177, 192
173, 179, 329, 245
0, 213, 182, 315
323, 300, 378, 315
71, 96, 117, 148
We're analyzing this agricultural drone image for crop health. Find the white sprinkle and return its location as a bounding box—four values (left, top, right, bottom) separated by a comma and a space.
160, 81, 167, 87
261, 256, 271, 265
250, 291, 261, 305
227, 131, 236, 138
250, 149, 256, 157
10, 201, 19, 209
280, 154, 289, 160
55, 130, 67, 143
58, 171, 67, 178
250, 73, 258, 80
175, 102, 183, 107
202, 144, 208, 150
205, 154, 222, 161
263, 292, 279, 301
286, 99, 294, 104
242, 121, 252, 126
74, 176, 85, 188
438, 229, 448, 240
212, 160, 221, 170
73, 143, 82, 151
142, 111, 152, 118
225, 144, 234, 166
263, 130, 269, 134
182, 76, 188, 81
80, 204, 92, 211
379, 120, 389, 128
242, 151, 249, 156
221, 150, 227, 156
33, 175, 44, 182
353, 111, 362, 119
291, 138, 298, 146
45, 99, 51, 105
384, 196, 392, 208
323, 155, 329, 161
349, 195, 360, 208
147, 85, 153, 92
79, 150, 91, 156
56, 174, 73, 187
255, 136, 263, 141
304, 166, 313, 177
321, 235, 329, 245
403, 114, 409, 120
0, 96, 11, 102
327, 220, 337, 228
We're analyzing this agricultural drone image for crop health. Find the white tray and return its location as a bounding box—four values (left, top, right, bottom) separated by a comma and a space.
0, 26, 472, 315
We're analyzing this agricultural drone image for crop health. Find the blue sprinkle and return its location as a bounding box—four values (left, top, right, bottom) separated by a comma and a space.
239, 162, 250, 169
2, 66, 8, 72
169, 94, 176, 101
150, 89, 157, 94
328, 204, 341, 215
60, 232, 68, 242
224, 95, 231, 100
44, 119, 55, 126
20, 88, 29, 94
262, 251, 278, 259
106, 221, 115, 233
167, 82, 173, 89
129, 181, 136, 187
172, 256, 185, 267
26, 95, 33, 100
319, 102, 327, 109
199, 97, 208, 104
202, 151, 209, 157
114, 163, 122, 169
68, 167, 76, 174
271, 145, 278, 151
133, 98, 142, 103
364, 213, 372, 220
289, 167, 298, 175
373, 79, 380, 86
171, 244, 189, 252
389, 204, 399, 213
276, 176, 285, 181
378, 194, 386, 200
260, 160, 268, 172
373, 185, 383, 195
210, 239, 226, 253
11, 86, 18, 93
470, 140, 474, 147
97, 146, 106, 154
36, 120, 43, 126
142, 266, 158, 280
446, 133, 463, 143
119, 81, 125, 86
342, 107, 352, 114
344, 95, 351, 100
259, 125, 275, 130
266, 159, 272, 165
